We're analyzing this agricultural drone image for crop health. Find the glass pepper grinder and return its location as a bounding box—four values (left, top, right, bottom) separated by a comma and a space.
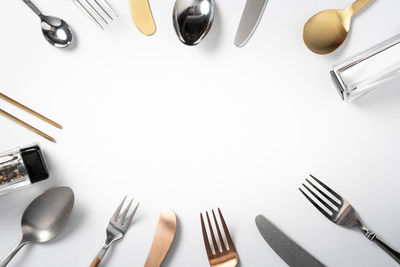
0, 144, 49, 196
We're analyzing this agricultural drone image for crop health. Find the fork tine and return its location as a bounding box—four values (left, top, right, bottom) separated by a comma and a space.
212, 210, 227, 252
111, 196, 126, 222
310, 175, 343, 201
94, 0, 113, 20
218, 208, 235, 251
302, 183, 336, 213
206, 211, 220, 255
299, 187, 332, 220
96, 0, 118, 17
306, 178, 341, 208
83, 0, 109, 24
119, 199, 133, 223
72, 0, 104, 29
200, 213, 213, 258
123, 202, 139, 227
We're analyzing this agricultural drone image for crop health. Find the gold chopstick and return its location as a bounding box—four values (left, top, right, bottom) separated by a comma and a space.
0, 92, 62, 129
0, 108, 56, 142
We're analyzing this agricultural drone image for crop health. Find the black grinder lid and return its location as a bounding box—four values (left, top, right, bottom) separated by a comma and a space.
21, 145, 49, 183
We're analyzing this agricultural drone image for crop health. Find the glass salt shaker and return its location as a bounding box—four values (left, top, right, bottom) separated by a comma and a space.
330, 33, 400, 101
0, 144, 49, 196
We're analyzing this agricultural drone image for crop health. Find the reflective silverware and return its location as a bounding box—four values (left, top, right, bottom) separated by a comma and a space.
200, 208, 239, 267
71, 0, 118, 29
90, 197, 139, 267
255, 215, 325, 267
144, 210, 177, 267
303, 0, 372, 54
234, 0, 268, 47
129, 0, 156, 35
300, 175, 400, 264
0, 186, 74, 267
22, 0, 73, 48
172, 0, 214, 45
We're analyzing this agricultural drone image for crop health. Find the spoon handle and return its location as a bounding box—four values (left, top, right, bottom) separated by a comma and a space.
350, 0, 372, 15
0, 240, 27, 267
22, 0, 43, 17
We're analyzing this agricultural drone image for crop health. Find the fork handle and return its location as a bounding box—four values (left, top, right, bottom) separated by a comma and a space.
372, 236, 400, 264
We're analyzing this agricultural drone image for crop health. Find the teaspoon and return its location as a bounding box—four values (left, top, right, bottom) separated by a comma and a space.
303, 0, 371, 54
0, 186, 74, 267
23, 0, 73, 48
172, 0, 215, 45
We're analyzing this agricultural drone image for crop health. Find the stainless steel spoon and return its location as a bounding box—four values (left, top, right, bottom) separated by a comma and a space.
22, 0, 73, 48
172, 0, 214, 45
0, 186, 74, 267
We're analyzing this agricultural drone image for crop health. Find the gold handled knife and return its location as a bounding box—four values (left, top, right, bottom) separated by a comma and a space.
144, 210, 177, 267
129, 0, 156, 35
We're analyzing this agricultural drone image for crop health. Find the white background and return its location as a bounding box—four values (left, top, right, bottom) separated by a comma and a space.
1, 0, 400, 266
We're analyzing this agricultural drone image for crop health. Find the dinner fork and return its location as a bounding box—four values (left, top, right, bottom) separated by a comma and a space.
90, 197, 139, 267
200, 209, 239, 267
300, 175, 400, 264
71, 0, 117, 29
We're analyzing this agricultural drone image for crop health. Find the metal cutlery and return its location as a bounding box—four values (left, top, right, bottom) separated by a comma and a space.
303, 0, 372, 54
0, 92, 61, 142
0, 186, 74, 267
71, 0, 118, 29
129, 0, 156, 35
90, 196, 139, 267
300, 174, 400, 264
172, 0, 215, 45
255, 215, 325, 267
22, 0, 73, 47
200, 208, 239, 267
144, 210, 177, 267
234, 0, 269, 47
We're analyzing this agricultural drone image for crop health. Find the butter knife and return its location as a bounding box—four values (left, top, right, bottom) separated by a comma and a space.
129, 0, 156, 35
255, 215, 325, 267
234, 0, 269, 47
144, 210, 177, 267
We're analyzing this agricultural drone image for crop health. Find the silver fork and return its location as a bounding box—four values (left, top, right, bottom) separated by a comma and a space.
71, 0, 118, 29
300, 174, 400, 264
90, 197, 139, 267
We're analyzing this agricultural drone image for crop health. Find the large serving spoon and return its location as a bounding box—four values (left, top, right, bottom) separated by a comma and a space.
172, 0, 215, 45
303, 0, 371, 54
0, 186, 74, 267
22, 0, 73, 48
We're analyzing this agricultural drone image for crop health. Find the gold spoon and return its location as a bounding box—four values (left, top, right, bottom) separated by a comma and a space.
303, 0, 372, 55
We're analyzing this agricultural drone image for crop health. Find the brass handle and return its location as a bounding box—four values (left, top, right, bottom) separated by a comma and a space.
350, 0, 372, 15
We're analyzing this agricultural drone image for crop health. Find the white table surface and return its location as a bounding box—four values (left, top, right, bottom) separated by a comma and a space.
1, 0, 400, 266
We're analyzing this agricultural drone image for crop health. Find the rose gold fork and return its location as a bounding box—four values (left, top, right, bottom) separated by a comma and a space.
200, 209, 239, 267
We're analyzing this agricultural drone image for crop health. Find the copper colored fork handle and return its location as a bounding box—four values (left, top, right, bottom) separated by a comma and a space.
90, 257, 101, 267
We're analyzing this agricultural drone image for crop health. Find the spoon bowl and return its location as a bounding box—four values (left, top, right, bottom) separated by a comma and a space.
303, 0, 371, 55
172, 0, 215, 45
0, 186, 74, 266
41, 16, 73, 48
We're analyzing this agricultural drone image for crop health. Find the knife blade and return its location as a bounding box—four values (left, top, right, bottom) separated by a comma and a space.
144, 210, 177, 267
129, 0, 156, 35
255, 215, 325, 267
234, 0, 269, 47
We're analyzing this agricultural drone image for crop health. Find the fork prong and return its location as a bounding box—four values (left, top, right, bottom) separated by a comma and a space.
302, 183, 336, 213
200, 213, 213, 259
310, 175, 343, 202
123, 202, 139, 228
111, 196, 126, 222
83, 0, 109, 24
119, 199, 133, 223
306, 178, 341, 208
72, 0, 104, 29
95, 0, 118, 18
218, 208, 236, 251
94, 0, 113, 20
212, 210, 227, 252
206, 211, 220, 255
299, 187, 332, 220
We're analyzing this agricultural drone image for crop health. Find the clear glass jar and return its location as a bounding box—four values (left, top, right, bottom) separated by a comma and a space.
330, 33, 400, 101
0, 144, 49, 196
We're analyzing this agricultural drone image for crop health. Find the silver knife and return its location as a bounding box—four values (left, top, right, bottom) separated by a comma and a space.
255, 215, 325, 267
234, 0, 269, 47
